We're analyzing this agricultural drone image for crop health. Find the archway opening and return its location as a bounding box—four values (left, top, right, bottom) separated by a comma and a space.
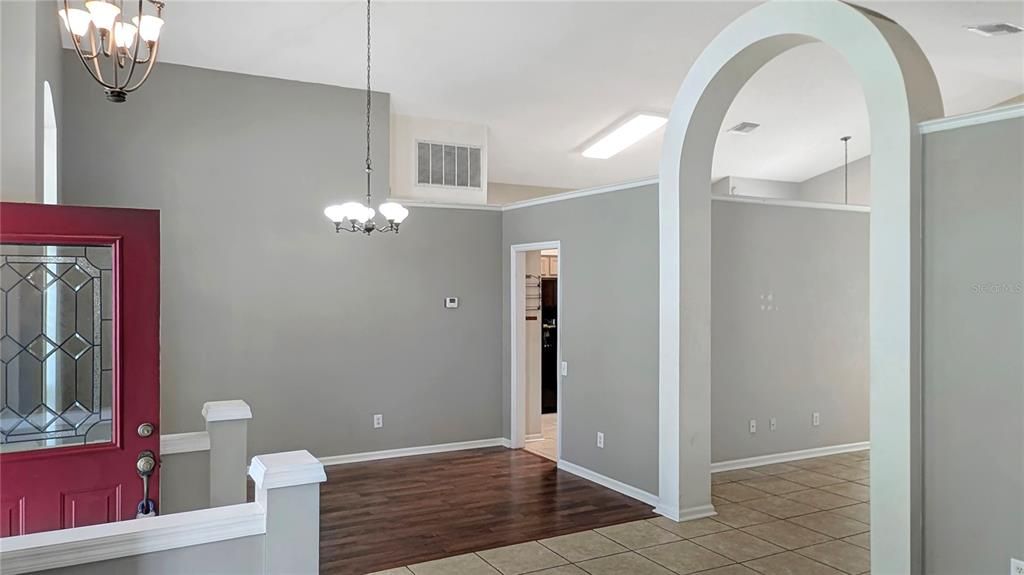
43, 80, 58, 206
657, 2, 943, 573
707, 41, 873, 562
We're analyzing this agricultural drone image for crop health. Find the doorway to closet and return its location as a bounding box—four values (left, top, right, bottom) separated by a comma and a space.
525, 249, 559, 460
510, 241, 561, 463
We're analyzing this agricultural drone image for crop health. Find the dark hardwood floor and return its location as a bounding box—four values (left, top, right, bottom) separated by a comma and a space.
318, 447, 656, 575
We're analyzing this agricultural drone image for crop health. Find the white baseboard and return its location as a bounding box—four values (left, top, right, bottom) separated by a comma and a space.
557, 460, 659, 508
678, 504, 718, 521
653, 503, 717, 522
320, 438, 509, 466
709, 441, 870, 473
525, 433, 545, 442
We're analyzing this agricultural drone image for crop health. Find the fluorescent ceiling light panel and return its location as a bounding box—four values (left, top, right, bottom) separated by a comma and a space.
582, 114, 667, 159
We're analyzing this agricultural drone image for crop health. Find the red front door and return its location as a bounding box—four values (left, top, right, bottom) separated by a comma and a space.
0, 202, 160, 536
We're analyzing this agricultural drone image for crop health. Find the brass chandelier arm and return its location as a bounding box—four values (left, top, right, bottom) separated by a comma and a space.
65, 0, 116, 89
333, 222, 400, 235
125, 0, 164, 93
334, 223, 363, 233
125, 41, 159, 92
131, 45, 154, 66
87, 32, 108, 79
117, 0, 146, 88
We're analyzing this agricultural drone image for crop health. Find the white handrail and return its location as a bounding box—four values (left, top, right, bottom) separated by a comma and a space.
0, 502, 266, 575
161, 430, 211, 454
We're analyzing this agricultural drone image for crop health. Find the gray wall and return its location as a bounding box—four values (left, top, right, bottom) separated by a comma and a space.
501, 186, 870, 493
502, 186, 661, 494
717, 176, 801, 200
1, 0, 63, 203
922, 117, 1023, 574
38, 535, 264, 575
711, 202, 869, 462
488, 182, 570, 205
712, 157, 871, 207
160, 451, 211, 514
798, 156, 870, 206
61, 55, 504, 460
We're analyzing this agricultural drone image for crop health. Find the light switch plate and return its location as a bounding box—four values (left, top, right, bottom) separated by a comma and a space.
1011, 558, 1023, 575
596, 432, 604, 448
561, 361, 568, 376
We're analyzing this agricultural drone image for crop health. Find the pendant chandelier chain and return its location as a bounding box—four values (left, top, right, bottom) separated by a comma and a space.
322, 0, 408, 235
841, 135, 851, 205
365, 0, 373, 206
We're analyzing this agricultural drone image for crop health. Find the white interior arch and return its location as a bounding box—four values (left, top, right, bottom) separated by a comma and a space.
43, 80, 57, 205
657, 1, 943, 572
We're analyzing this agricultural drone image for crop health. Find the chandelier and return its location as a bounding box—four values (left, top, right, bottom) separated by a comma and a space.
323, 0, 408, 235
59, 0, 165, 103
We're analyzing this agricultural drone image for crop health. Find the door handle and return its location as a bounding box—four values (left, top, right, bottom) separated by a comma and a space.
136, 450, 157, 518
136, 451, 156, 474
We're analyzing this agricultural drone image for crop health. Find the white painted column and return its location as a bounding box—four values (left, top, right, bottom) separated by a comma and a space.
249, 450, 326, 575
203, 400, 253, 507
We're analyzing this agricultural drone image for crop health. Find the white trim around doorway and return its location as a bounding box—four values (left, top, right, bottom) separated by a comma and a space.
510, 241, 562, 464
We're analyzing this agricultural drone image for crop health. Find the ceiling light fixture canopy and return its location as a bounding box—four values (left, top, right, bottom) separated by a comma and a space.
582, 113, 667, 159
59, 0, 165, 102
324, 0, 407, 236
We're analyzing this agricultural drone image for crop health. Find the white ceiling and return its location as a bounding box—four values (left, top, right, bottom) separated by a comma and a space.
92, 1, 1024, 189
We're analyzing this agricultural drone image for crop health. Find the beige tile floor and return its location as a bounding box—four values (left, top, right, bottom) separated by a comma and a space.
370, 450, 870, 575
524, 413, 558, 461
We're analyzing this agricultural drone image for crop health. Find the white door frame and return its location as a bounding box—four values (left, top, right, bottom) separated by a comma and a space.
510, 241, 562, 462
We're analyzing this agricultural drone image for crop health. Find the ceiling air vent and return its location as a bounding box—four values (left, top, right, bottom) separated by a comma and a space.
416, 141, 482, 189
965, 23, 1024, 37
727, 121, 760, 135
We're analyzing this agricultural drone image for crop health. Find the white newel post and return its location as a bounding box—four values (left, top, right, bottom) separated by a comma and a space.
249, 451, 327, 575
202, 400, 253, 507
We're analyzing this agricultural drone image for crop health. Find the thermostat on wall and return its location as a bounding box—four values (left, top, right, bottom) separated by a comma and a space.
444, 297, 459, 309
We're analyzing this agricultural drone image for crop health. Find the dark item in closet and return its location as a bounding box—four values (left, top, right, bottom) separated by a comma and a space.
541, 278, 558, 414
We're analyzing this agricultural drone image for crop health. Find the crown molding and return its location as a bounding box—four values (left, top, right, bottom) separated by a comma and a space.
918, 103, 1024, 134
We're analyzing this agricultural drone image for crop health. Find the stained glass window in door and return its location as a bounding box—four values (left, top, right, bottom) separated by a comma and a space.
0, 244, 113, 453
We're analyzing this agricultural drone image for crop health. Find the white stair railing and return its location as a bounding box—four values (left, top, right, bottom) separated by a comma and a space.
0, 450, 325, 575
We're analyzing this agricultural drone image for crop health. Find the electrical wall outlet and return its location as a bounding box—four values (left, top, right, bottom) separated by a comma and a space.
1011, 557, 1023, 575
373, 414, 383, 429
812, 412, 821, 427
770, 417, 777, 431
749, 419, 757, 434
561, 361, 568, 376
596, 432, 604, 448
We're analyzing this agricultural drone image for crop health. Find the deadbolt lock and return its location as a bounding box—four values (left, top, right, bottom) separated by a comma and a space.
137, 422, 155, 438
